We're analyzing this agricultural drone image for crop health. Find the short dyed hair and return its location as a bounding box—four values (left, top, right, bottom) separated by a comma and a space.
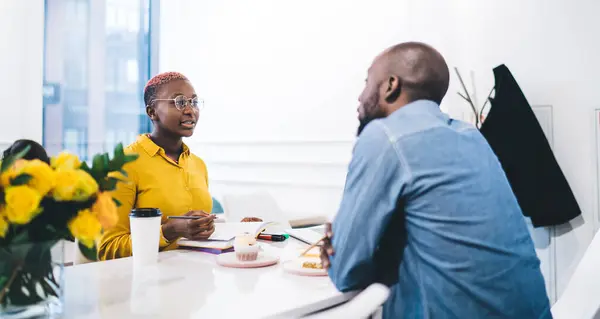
143, 71, 189, 106
2, 139, 50, 164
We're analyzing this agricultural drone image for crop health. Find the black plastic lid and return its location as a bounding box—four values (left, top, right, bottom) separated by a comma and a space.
130, 208, 162, 218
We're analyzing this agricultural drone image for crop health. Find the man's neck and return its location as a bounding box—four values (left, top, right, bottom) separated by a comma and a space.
384, 97, 412, 117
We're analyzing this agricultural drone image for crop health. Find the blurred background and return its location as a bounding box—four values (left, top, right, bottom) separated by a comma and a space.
0, 0, 599, 306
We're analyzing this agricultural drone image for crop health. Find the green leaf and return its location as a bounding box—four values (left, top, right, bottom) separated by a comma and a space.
45, 225, 57, 233
0, 145, 31, 172
114, 143, 125, 161
10, 173, 32, 186
108, 175, 126, 183
118, 168, 128, 177
80, 161, 92, 174
107, 143, 125, 171
124, 154, 139, 164
102, 153, 110, 171
78, 242, 98, 261
91, 154, 105, 180
0, 275, 7, 289
112, 198, 122, 207
103, 174, 129, 191
107, 160, 118, 172
102, 176, 120, 191
11, 231, 29, 245
92, 154, 104, 171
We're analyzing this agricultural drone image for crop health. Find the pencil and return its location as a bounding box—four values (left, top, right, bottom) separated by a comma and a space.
167, 215, 217, 220
298, 235, 326, 258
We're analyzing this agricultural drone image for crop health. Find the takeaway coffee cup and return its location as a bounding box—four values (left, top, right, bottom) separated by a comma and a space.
130, 208, 162, 265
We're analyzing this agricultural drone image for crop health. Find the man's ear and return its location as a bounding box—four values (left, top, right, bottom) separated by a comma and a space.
384, 76, 402, 104
146, 105, 157, 122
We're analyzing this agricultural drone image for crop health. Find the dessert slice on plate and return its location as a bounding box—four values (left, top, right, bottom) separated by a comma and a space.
283, 247, 327, 276
301, 260, 323, 269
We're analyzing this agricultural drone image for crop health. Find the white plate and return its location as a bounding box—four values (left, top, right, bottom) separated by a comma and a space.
217, 252, 279, 268
283, 259, 328, 276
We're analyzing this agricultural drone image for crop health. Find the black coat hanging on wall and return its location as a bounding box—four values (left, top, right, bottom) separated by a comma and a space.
479, 64, 581, 227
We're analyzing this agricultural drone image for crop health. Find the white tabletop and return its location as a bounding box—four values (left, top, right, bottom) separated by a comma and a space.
63, 239, 353, 319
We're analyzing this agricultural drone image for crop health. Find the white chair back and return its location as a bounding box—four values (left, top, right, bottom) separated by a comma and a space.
552, 229, 600, 318
304, 283, 390, 319
222, 191, 291, 228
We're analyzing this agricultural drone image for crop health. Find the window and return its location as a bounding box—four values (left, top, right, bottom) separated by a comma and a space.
43, 0, 159, 161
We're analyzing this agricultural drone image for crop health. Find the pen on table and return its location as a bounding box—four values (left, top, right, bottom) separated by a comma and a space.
257, 233, 287, 242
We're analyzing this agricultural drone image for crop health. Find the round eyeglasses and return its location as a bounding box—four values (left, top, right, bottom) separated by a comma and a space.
152, 95, 204, 111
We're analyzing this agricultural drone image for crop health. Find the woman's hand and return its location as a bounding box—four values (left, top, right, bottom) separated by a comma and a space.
240, 217, 263, 222
162, 211, 216, 241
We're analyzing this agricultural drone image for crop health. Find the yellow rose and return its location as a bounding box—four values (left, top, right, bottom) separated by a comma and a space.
21, 159, 56, 196
92, 192, 118, 229
4, 185, 42, 224
53, 169, 99, 201
51, 151, 81, 170
0, 159, 27, 186
68, 209, 102, 248
73, 170, 99, 201
0, 214, 8, 238
53, 169, 79, 201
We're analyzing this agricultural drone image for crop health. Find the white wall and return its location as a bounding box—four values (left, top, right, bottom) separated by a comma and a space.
0, 0, 45, 150
408, 0, 600, 301
159, 0, 413, 218
159, 0, 600, 300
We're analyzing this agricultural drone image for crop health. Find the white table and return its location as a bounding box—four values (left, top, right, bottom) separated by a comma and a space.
62, 239, 354, 319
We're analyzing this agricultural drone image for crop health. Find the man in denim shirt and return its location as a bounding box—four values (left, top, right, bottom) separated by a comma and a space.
321, 42, 551, 318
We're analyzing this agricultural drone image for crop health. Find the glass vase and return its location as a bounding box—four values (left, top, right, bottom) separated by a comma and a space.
0, 240, 64, 319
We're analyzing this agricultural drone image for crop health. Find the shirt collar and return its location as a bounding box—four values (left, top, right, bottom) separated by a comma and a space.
137, 134, 190, 157
397, 99, 441, 115
388, 99, 447, 121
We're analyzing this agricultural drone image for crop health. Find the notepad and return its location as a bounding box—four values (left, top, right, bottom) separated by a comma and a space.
177, 239, 234, 250
286, 225, 326, 245
177, 221, 276, 253
177, 239, 234, 254
208, 221, 275, 241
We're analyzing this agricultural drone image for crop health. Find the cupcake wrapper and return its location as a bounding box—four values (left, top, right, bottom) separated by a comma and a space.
236, 251, 259, 261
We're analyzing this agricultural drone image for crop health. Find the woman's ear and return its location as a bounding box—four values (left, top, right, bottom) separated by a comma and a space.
384, 76, 402, 104
146, 105, 158, 122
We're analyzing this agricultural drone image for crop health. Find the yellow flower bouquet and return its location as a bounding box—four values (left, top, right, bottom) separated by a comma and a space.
0, 144, 137, 316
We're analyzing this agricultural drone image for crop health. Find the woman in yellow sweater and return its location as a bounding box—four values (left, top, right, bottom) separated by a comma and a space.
99, 72, 225, 260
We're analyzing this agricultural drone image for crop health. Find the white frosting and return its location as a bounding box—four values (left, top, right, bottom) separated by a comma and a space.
234, 233, 257, 247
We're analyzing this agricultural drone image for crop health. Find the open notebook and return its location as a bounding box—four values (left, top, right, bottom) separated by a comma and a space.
177, 221, 275, 254
285, 225, 326, 245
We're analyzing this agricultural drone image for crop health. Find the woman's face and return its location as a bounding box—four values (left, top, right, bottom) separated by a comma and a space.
148, 79, 200, 138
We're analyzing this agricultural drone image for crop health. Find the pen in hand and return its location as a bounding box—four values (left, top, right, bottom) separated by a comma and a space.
167, 215, 217, 220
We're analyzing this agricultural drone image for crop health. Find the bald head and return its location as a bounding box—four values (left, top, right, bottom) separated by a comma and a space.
357, 42, 450, 135
376, 42, 450, 104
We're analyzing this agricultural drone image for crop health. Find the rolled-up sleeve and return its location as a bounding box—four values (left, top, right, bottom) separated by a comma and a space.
328, 122, 411, 292
97, 167, 169, 260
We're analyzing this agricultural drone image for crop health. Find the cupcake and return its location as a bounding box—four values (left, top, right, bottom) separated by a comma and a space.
234, 233, 259, 261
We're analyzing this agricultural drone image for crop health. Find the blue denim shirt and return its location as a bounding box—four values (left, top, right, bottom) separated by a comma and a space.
328, 100, 551, 318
